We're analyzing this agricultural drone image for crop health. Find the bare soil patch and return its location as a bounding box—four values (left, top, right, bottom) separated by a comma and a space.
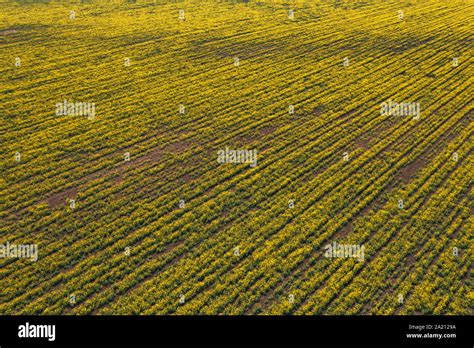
0, 30, 17, 35
259, 126, 277, 136
46, 187, 78, 208
355, 138, 370, 150
398, 157, 427, 183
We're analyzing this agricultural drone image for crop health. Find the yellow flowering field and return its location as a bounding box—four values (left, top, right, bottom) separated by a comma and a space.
0, 0, 472, 314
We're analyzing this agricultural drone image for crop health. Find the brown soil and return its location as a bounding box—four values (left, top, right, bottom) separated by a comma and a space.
46, 187, 78, 208
164, 139, 191, 153
355, 138, 370, 150
181, 173, 193, 183
313, 106, 325, 116
259, 126, 277, 136
336, 222, 353, 239
0, 30, 17, 35
398, 157, 428, 183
